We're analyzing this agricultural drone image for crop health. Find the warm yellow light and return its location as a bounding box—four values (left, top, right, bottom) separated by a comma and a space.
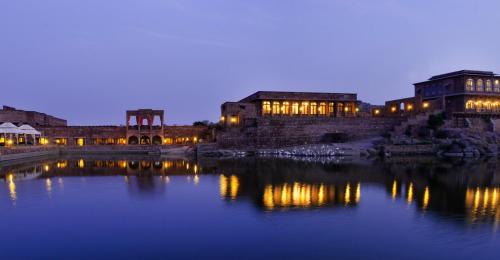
344, 107, 349, 112
374, 109, 380, 115
407, 104, 413, 110
423, 186, 430, 209
422, 102, 429, 108
344, 183, 351, 205
0, 137, 4, 143
77, 138, 84, 146
193, 137, 198, 143
355, 107, 359, 112
391, 106, 397, 112
392, 180, 397, 200
78, 159, 85, 168
220, 116, 225, 122
44, 164, 50, 172
6, 139, 13, 146
230, 116, 238, 123
407, 183, 414, 205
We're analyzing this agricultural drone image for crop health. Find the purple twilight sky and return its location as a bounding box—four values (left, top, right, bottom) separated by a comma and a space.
1, 0, 500, 125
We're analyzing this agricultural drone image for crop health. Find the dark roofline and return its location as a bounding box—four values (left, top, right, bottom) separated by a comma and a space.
414, 70, 498, 85
239, 91, 358, 102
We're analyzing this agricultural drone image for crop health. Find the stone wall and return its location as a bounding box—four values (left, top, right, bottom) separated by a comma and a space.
217, 117, 403, 149
0, 106, 67, 126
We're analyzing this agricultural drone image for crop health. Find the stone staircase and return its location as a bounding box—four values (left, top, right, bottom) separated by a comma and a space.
392, 110, 444, 136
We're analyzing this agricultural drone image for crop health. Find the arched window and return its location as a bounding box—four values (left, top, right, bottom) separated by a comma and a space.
262, 101, 271, 115
310, 102, 317, 115
465, 100, 474, 110
486, 80, 492, 92
291, 102, 299, 115
319, 102, 327, 115
466, 79, 474, 91
328, 102, 334, 116
476, 79, 484, 92
281, 102, 290, 115
400, 102, 405, 111
495, 80, 500, 92
300, 102, 309, 115
272, 101, 280, 115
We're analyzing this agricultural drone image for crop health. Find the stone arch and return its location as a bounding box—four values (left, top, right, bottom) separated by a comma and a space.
152, 135, 162, 145
140, 136, 151, 145
129, 161, 139, 170
128, 136, 139, 145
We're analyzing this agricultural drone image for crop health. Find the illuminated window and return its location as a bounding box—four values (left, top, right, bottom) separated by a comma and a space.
486, 80, 492, 92
391, 106, 397, 112
230, 116, 239, 125
300, 102, 309, 115
164, 138, 173, 145
328, 102, 334, 116
220, 116, 225, 123
319, 102, 327, 115
0, 136, 4, 144
262, 101, 271, 115
117, 138, 127, 145
292, 102, 299, 115
55, 138, 67, 145
272, 101, 280, 115
310, 102, 317, 115
77, 138, 85, 146
495, 80, 500, 92
407, 104, 413, 111
422, 102, 429, 109
338, 103, 344, 114
281, 102, 290, 115
374, 109, 381, 115
466, 78, 474, 91
476, 79, 484, 92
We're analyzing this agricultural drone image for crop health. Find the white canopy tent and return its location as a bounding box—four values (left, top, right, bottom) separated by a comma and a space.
0, 122, 43, 146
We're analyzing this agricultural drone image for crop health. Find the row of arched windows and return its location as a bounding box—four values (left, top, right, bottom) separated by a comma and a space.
465, 79, 500, 92
465, 100, 500, 113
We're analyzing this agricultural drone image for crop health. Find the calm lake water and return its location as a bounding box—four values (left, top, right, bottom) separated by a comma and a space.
1, 155, 500, 259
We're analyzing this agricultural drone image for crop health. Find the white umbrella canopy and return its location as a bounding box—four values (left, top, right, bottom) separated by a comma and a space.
19, 124, 41, 135
0, 122, 21, 134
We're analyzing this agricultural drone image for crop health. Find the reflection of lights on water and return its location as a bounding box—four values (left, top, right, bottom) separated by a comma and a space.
8, 174, 16, 202
194, 165, 198, 174
46, 178, 52, 194
465, 187, 500, 224
219, 175, 228, 198
392, 181, 397, 200
344, 183, 351, 205
58, 178, 64, 188
230, 175, 239, 200
124, 176, 130, 183
262, 183, 336, 209
194, 175, 199, 185
219, 175, 239, 200
407, 183, 414, 205
355, 183, 361, 203
423, 186, 430, 209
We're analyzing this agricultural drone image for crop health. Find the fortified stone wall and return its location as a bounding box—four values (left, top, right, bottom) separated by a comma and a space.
0, 106, 67, 127
217, 117, 403, 149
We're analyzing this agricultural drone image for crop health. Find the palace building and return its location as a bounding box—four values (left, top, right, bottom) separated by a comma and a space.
385, 70, 500, 117
0, 107, 210, 147
220, 91, 360, 127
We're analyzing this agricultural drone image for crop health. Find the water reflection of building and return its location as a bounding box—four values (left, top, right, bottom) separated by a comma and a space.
1, 157, 208, 200
214, 158, 500, 227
